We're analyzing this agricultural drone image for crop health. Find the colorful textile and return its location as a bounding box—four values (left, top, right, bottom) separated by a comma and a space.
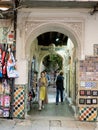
7, 52, 18, 78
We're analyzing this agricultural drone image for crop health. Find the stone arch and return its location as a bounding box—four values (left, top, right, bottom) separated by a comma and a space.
38, 51, 63, 73
23, 22, 81, 114
25, 22, 81, 60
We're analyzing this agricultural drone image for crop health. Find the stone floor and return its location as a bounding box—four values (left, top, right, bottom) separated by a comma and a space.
28, 86, 74, 117
0, 115, 97, 130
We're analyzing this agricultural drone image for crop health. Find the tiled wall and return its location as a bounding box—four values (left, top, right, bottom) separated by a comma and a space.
13, 85, 25, 119
78, 56, 98, 121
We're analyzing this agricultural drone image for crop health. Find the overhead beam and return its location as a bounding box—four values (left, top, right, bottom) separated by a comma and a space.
20, 1, 98, 8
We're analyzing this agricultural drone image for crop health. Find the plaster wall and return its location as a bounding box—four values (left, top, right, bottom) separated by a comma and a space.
84, 14, 98, 56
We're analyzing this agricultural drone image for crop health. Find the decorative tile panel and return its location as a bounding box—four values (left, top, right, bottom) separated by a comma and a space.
79, 107, 97, 121
94, 44, 98, 56
13, 87, 25, 118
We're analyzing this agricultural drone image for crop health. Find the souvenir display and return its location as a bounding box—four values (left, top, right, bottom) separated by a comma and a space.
0, 43, 17, 118
85, 82, 92, 88
79, 90, 86, 96
92, 98, 97, 104
3, 108, 9, 117
80, 81, 85, 87
0, 108, 3, 117
4, 95, 10, 107
86, 99, 92, 105
0, 95, 4, 106
86, 90, 92, 96
92, 90, 98, 96
0, 82, 4, 94
79, 98, 85, 104
2, 79, 10, 94
7, 52, 19, 78
79, 56, 98, 107
0, 48, 2, 77
94, 44, 98, 56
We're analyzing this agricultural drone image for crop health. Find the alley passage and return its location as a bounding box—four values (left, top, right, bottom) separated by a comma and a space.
28, 86, 74, 118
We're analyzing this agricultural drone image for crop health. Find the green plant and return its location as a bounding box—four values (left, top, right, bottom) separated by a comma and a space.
43, 54, 62, 71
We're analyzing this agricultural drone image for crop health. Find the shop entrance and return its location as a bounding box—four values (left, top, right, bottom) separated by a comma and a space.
27, 31, 77, 118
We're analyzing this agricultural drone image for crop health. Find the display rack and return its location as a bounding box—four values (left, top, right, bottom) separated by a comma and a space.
78, 56, 98, 121
78, 56, 98, 107
0, 43, 17, 118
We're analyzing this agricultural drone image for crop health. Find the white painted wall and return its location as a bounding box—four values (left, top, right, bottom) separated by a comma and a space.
15, 60, 28, 84
84, 14, 98, 56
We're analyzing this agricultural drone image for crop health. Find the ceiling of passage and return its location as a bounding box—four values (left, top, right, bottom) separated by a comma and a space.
20, 0, 98, 8
37, 32, 68, 46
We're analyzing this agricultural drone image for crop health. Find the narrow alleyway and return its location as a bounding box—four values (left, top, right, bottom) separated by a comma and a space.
28, 86, 74, 118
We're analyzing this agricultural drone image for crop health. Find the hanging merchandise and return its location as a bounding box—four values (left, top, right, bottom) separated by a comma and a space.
0, 16, 18, 119
4, 95, 10, 107
0, 43, 18, 118
0, 95, 4, 106
2, 79, 10, 94
2, 44, 7, 77
2, 45, 6, 66
0, 108, 3, 117
2, 62, 7, 76
0, 47, 2, 77
7, 52, 19, 78
3, 108, 10, 117
8, 31, 14, 44
0, 82, 4, 94
0, 79, 11, 118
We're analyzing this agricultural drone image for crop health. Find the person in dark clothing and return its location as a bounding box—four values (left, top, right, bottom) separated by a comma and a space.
56, 71, 64, 105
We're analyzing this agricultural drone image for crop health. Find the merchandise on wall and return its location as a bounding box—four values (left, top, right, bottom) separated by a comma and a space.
78, 56, 98, 121
0, 43, 18, 118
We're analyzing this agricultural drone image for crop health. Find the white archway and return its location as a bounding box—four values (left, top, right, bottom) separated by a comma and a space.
25, 22, 81, 60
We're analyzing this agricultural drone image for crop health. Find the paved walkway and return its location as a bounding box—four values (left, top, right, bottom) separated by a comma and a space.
0, 116, 98, 130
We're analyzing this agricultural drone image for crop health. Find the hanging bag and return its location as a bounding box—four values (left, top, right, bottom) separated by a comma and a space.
7, 52, 19, 78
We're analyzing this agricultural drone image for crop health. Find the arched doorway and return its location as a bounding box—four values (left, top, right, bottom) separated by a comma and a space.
26, 30, 79, 118
16, 21, 82, 118
25, 22, 81, 59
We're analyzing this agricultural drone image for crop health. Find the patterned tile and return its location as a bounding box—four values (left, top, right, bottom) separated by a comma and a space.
79, 107, 97, 121
13, 87, 25, 118
85, 82, 92, 88
80, 81, 85, 87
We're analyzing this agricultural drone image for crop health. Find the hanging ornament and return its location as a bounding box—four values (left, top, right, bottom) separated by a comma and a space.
8, 31, 14, 44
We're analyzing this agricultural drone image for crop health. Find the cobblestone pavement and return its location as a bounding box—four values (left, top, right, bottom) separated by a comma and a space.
0, 116, 98, 130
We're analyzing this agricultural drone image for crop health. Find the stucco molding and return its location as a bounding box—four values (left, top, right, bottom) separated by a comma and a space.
24, 21, 83, 44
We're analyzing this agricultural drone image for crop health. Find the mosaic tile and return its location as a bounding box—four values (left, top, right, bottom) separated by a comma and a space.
80, 81, 85, 87
85, 82, 92, 88
79, 107, 97, 121
13, 87, 25, 118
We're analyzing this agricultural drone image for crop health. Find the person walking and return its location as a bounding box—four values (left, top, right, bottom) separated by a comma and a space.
38, 71, 48, 110
56, 71, 64, 105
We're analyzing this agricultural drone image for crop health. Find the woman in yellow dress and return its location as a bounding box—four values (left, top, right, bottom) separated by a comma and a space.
38, 71, 48, 110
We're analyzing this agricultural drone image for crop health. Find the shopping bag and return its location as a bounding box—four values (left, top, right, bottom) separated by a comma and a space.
7, 52, 19, 78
